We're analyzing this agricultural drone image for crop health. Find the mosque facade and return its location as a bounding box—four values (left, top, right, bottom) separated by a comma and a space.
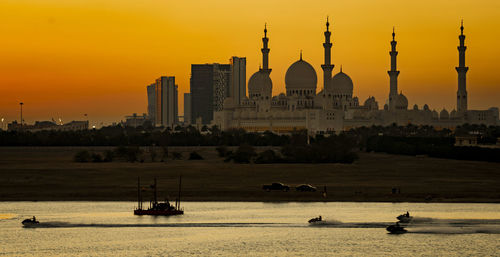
213, 20, 499, 134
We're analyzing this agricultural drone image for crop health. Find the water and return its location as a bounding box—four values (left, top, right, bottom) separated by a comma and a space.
1, 202, 499, 256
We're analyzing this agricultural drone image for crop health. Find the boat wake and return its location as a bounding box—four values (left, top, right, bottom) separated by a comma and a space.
308, 220, 390, 228
22, 222, 292, 228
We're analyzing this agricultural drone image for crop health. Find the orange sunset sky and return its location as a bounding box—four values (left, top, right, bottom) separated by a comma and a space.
0, 0, 499, 125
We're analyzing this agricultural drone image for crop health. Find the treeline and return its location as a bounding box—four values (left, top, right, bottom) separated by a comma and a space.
2, 124, 498, 147
0, 126, 290, 146
366, 136, 500, 163
219, 134, 359, 164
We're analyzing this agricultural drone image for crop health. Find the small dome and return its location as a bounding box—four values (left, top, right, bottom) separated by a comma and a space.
285, 59, 317, 90
364, 96, 378, 110
330, 71, 354, 95
432, 110, 439, 118
450, 109, 457, 118
248, 71, 272, 95
413, 104, 419, 110
423, 104, 430, 111
440, 109, 449, 119
395, 93, 408, 110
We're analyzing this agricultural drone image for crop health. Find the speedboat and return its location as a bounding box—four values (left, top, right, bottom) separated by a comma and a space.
22, 217, 40, 228
397, 212, 413, 223
386, 223, 407, 234
308, 216, 323, 223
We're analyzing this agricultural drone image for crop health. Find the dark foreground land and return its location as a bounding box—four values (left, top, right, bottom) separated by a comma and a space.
0, 147, 499, 202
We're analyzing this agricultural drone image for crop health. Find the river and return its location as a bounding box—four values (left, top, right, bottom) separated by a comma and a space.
1, 202, 499, 256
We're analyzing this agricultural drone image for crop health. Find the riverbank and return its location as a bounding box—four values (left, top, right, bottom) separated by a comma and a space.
0, 147, 499, 202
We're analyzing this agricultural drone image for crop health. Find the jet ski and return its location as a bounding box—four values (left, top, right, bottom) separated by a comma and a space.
396, 212, 412, 223
386, 223, 407, 234
22, 217, 40, 227
308, 216, 323, 223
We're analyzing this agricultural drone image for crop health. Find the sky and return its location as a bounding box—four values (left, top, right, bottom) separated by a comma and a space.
0, 0, 499, 126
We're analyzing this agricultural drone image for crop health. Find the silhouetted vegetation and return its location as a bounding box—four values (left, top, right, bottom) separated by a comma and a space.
4, 124, 500, 163
225, 145, 257, 163
281, 134, 359, 163
74, 150, 91, 162
171, 151, 182, 160
216, 145, 229, 157
254, 149, 281, 164
367, 136, 500, 163
188, 151, 203, 160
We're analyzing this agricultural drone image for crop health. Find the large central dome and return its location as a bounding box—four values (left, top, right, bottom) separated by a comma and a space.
285, 58, 317, 90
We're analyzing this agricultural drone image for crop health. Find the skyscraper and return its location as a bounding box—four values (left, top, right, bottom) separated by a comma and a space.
146, 83, 156, 124
230, 57, 246, 106
155, 76, 178, 127
184, 93, 191, 125
190, 63, 231, 124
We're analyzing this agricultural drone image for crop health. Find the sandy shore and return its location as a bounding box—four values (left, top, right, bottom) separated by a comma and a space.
0, 146, 499, 203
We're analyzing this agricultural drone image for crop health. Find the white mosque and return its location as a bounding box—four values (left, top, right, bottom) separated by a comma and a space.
213, 20, 499, 134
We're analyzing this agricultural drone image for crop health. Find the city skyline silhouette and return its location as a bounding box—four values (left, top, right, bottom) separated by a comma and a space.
1, 0, 499, 124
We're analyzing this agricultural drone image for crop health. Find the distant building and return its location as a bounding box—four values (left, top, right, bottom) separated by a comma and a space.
230, 57, 247, 106
214, 20, 499, 134
184, 93, 191, 125
124, 113, 149, 128
454, 136, 478, 146
147, 83, 156, 124
8, 120, 88, 131
190, 63, 231, 124
155, 76, 179, 127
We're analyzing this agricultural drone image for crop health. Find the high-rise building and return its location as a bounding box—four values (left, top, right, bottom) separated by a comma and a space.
155, 76, 178, 127
184, 93, 191, 125
230, 57, 247, 106
190, 63, 231, 124
146, 83, 156, 124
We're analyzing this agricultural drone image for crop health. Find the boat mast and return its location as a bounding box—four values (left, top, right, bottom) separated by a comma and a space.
154, 177, 158, 204
137, 177, 141, 210
177, 175, 182, 210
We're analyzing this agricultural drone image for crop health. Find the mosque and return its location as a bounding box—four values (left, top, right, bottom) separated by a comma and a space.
213, 20, 499, 134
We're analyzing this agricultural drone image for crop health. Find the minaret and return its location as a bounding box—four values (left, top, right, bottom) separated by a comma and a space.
261, 23, 271, 74
456, 20, 468, 113
321, 17, 334, 91
388, 27, 400, 110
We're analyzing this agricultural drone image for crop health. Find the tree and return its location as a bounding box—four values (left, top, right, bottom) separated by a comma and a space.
188, 151, 203, 160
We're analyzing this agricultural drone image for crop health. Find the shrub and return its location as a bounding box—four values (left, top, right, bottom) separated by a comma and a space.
171, 151, 182, 160
91, 153, 103, 162
74, 150, 91, 162
150, 146, 157, 162
103, 150, 114, 162
216, 145, 229, 157
231, 145, 256, 163
161, 146, 168, 162
114, 146, 142, 163
188, 151, 203, 160
254, 149, 281, 164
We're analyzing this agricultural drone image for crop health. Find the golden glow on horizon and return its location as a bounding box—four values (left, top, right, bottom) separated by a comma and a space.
1, 0, 499, 123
